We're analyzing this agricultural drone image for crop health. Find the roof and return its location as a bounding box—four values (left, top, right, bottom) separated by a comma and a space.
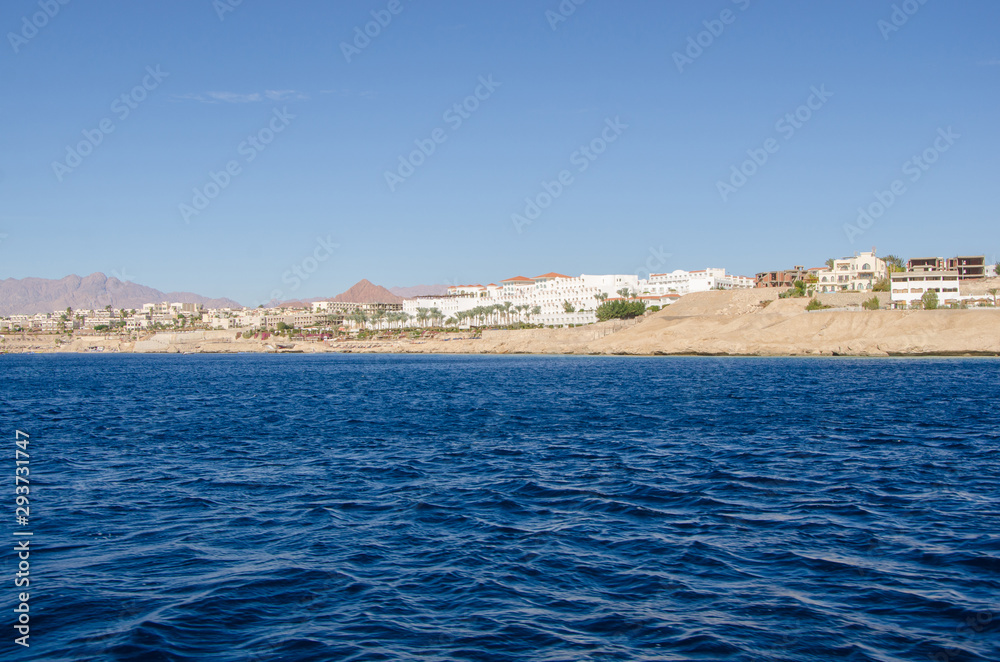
501, 276, 534, 283
533, 272, 572, 280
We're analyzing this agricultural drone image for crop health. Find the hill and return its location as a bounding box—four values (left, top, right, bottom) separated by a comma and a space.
330, 279, 403, 304
0, 273, 241, 316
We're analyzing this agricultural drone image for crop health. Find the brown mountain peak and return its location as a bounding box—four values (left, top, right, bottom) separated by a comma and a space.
331, 279, 403, 304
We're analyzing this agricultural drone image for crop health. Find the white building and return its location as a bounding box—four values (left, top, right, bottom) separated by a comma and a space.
405, 272, 643, 327
642, 268, 753, 296
815, 251, 887, 293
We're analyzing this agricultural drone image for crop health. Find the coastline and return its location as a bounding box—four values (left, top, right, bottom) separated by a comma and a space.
4, 291, 998, 358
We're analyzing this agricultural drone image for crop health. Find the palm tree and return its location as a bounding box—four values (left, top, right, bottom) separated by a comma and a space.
989, 288, 998, 306
429, 307, 444, 327
416, 307, 430, 328
883, 255, 905, 273
348, 309, 368, 330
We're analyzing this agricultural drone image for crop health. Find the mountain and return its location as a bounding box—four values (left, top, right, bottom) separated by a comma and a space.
0, 273, 241, 316
330, 279, 403, 304
390, 284, 451, 298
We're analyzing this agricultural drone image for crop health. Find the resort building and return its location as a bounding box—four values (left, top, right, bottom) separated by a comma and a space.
890, 270, 961, 307
819, 251, 887, 293
643, 268, 753, 295
408, 272, 643, 327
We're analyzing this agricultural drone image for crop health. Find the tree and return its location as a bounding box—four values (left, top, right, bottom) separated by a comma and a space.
862, 295, 881, 311
617, 288, 632, 300
563, 301, 576, 313
884, 255, 905, 273
872, 277, 890, 292
921, 290, 939, 310
348, 310, 368, 330
806, 298, 831, 311
416, 307, 429, 327
988, 288, 998, 306
825, 258, 835, 269
594, 293, 608, 302
596, 299, 646, 321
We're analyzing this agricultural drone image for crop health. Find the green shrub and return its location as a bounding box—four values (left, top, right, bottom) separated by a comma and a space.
596, 300, 647, 321
862, 295, 881, 311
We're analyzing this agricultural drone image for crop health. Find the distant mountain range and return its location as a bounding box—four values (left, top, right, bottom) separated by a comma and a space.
0, 273, 241, 316
0, 274, 451, 316
389, 284, 450, 298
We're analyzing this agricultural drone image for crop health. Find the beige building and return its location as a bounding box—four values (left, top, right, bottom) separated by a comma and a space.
814, 250, 887, 293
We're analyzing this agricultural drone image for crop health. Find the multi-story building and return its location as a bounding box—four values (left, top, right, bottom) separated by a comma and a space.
644, 268, 753, 295
891, 270, 961, 307
409, 272, 643, 326
755, 266, 809, 289
907, 255, 986, 280
823, 250, 887, 292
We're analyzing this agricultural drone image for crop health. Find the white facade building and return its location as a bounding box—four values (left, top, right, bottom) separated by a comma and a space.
890, 271, 962, 307
642, 268, 753, 296
405, 273, 643, 326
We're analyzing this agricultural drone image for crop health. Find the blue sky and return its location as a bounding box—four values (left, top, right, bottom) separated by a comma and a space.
1, 0, 998, 304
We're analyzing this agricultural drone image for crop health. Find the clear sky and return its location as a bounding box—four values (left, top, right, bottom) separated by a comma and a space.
2, 0, 998, 304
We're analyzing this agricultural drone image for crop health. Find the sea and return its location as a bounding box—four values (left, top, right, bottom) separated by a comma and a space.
1, 354, 998, 661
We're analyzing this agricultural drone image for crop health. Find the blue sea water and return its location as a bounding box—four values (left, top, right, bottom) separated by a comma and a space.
1, 354, 998, 661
